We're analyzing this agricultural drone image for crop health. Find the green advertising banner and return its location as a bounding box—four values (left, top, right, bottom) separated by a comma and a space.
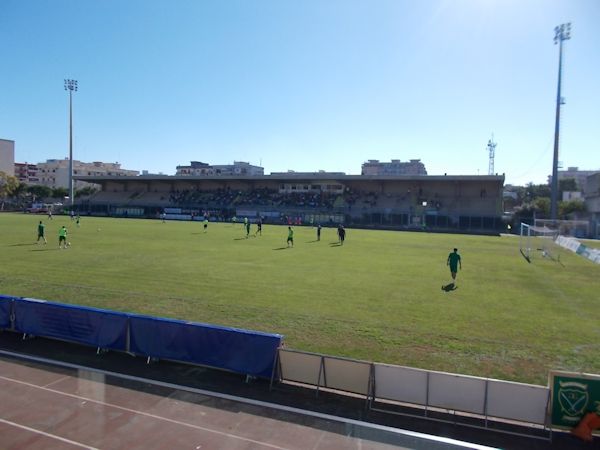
549, 371, 600, 429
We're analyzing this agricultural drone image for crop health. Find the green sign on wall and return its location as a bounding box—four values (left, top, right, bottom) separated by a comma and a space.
549, 370, 600, 428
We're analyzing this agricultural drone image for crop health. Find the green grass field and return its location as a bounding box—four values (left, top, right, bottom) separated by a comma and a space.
1, 212, 599, 385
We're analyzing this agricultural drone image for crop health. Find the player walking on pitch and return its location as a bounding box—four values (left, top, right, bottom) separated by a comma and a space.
338, 224, 346, 245
255, 218, 262, 236
287, 226, 294, 247
447, 248, 462, 282
37, 221, 47, 244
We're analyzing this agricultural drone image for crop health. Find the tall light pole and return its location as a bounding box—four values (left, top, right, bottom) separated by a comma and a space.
64, 79, 78, 210
550, 23, 571, 220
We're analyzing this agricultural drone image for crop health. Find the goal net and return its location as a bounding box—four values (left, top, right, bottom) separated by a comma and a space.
534, 219, 590, 239
519, 223, 560, 262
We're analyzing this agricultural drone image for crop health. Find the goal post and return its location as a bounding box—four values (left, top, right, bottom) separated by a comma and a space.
519, 223, 560, 262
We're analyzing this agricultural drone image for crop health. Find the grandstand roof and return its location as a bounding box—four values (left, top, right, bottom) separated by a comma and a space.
75, 173, 505, 183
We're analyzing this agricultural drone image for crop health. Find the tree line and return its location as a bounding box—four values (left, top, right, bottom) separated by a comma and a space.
0, 171, 97, 209
507, 178, 586, 223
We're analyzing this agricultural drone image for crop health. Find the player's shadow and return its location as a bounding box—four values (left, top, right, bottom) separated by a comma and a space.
273, 247, 290, 250
329, 242, 342, 247
8, 243, 37, 247
30, 248, 59, 252
306, 240, 319, 243
442, 283, 458, 292
233, 237, 248, 241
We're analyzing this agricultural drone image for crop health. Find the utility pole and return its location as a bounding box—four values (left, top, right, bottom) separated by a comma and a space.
550, 23, 571, 220
64, 79, 78, 210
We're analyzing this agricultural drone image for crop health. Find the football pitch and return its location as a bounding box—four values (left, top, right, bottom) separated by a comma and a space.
1, 212, 599, 385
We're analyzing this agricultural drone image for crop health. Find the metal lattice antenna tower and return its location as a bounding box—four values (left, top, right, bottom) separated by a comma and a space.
487, 134, 496, 175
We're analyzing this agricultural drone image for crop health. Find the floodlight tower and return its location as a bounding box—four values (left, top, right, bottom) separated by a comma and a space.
64, 79, 78, 210
550, 23, 571, 220
487, 134, 496, 175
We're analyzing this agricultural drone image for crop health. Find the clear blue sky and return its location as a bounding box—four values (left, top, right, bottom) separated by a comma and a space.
1, 0, 598, 184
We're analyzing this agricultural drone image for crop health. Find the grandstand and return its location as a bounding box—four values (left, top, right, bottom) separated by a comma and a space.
75, 173, 505, 233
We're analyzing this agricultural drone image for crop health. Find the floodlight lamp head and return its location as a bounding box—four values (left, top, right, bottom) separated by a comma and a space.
554, 23, 572, 43
64, 79, 78, 92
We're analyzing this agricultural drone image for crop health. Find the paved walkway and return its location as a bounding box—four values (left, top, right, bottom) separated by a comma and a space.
0, 356, 495, 450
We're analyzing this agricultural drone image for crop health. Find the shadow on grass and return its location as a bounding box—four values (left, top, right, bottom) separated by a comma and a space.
306, 240, 319, 243
442, 283, 458, 292
273, 247, 291, 250
233, 237, 249, 241
329, 242, 342, 247
8, 243, 37, 247
30, 248, 59, 252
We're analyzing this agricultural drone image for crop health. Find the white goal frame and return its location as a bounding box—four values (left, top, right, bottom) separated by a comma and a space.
519, 223, 560, 263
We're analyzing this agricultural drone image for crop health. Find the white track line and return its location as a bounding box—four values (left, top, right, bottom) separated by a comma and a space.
0, 350, 499, 450
0, 374, 289, 450
0, 418, 99, 450
42, 375, 71, 388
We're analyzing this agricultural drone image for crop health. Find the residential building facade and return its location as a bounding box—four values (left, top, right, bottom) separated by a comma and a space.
0, 139, 15, 176
549, 167, 600, 194
585, 172, 600, 237
176, 161, 264, 176
37, 159, 138, 189
14, 162, 39, 184
361, 159, 427, 176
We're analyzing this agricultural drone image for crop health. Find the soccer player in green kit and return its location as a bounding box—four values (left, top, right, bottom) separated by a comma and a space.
59, 226, 68, 249
36, 221, 47, 244
287, 226, 294, 247
447, 248, 462, 282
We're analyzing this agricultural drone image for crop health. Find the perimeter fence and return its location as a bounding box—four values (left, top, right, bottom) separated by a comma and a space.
272, 348, 553, 441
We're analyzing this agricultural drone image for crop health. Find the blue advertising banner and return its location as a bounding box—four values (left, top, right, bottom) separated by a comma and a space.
13, 298, 129, 351
129, 315, 282, 378
0, 295, 14, 329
